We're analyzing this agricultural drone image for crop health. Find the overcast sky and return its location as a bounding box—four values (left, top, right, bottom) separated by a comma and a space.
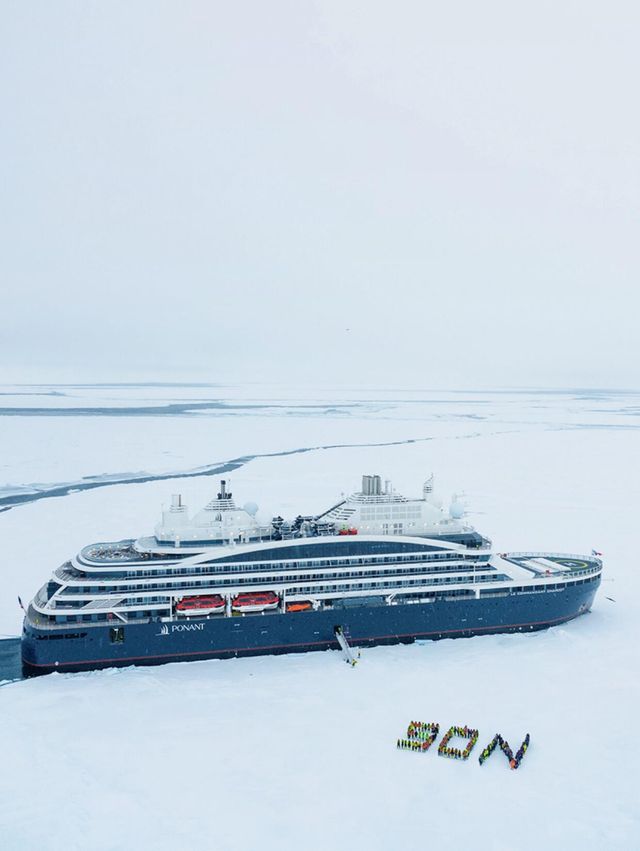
2, 2, 638, 388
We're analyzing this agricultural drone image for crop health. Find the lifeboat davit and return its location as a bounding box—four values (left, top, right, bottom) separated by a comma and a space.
286, 600, 312, 612
232, 591, 280, 613
176, 594, 225, 616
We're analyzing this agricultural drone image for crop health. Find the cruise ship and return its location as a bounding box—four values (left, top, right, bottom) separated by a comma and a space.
21, 475, 602, 674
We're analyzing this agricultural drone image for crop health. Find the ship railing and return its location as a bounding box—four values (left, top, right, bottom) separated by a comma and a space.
34, 587, 49, 607
505, 552, 602, 565
347, 494, 409, 504
54, 567, 78, 583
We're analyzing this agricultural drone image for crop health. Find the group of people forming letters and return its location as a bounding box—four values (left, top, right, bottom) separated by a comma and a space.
396, 721, 531, 769
478, 732, 530, 769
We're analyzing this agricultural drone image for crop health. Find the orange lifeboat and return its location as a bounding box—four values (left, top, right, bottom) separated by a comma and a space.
286, 601, 312, 612
232, 591, 280, 613
175, 594, 225, 616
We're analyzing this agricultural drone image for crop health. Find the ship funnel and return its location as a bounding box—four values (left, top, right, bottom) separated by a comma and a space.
362, 474, 382, 495
218, 479, 232, 500
170, 493, 187, 513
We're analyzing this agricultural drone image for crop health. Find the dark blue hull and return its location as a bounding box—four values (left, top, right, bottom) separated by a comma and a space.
22, 578, 600, 675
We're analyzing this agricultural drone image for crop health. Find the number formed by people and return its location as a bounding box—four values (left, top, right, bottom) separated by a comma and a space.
437, 725, 479, 760
395, 722, 531, 769
396, 721, 439, 752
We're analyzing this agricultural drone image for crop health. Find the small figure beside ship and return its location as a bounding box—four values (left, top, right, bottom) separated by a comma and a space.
21, 474, 602, 675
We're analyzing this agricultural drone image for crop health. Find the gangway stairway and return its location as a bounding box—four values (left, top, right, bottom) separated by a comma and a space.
334, 626, 359, 666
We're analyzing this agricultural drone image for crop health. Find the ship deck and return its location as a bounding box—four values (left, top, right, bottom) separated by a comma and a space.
504, 553, 601, 576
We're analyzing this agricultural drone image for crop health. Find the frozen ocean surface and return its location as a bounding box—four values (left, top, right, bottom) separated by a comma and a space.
0, 384, 638, 850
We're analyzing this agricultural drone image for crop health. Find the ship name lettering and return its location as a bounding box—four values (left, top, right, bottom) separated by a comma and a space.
171, 623, 205, 633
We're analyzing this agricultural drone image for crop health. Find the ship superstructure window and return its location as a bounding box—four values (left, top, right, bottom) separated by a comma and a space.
49, 559, 501, 608
212, 540, 447, 564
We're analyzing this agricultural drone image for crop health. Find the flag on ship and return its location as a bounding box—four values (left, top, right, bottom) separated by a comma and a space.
591, 549, 603, 556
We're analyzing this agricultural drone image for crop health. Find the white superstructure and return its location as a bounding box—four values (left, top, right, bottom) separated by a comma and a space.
155, 481, 268, 545
320, 474, 473, 539
154, 474, 475, 547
